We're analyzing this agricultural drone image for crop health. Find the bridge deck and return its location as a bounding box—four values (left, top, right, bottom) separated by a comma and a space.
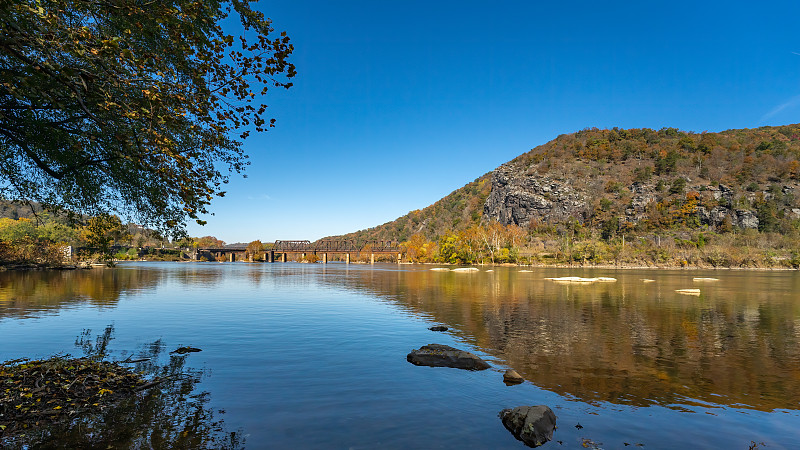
199, 240, 400, 253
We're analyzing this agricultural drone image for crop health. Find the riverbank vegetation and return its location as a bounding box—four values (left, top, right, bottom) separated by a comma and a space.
401, 223, 800, 268
0, 203, 253, 267
0, 200, 217, 266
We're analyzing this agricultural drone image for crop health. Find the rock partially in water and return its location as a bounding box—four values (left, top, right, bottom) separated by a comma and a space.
675, 288, 701, 296
503, 369, 524, 385
406, 344, 490, 371
499, 405, 557, 448
428, 325, 449, 332
545, 276, 616, 283
171, 346, 202, 354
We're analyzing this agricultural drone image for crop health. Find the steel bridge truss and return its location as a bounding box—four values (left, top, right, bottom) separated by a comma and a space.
272, 240, 399, 253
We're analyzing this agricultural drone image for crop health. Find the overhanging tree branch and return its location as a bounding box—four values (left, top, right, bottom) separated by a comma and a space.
0, 0, 294, 236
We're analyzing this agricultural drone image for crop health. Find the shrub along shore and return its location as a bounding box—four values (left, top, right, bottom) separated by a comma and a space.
397, 224, 800, 270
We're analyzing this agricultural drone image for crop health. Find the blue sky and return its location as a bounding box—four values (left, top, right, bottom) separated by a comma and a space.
186, 0, 800, 244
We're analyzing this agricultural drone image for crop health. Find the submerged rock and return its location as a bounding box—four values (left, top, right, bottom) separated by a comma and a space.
503, 369, 524, 385
406, 344, 490, 371
171, 346, 202, 354
428, 325, 449, 332
499, 405, 557, 448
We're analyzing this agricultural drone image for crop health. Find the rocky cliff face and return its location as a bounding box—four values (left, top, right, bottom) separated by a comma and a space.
482, 163, 588, 227
483, 163, 799, 231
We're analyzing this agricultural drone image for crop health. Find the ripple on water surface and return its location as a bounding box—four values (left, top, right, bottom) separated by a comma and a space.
1, 262, 799, 448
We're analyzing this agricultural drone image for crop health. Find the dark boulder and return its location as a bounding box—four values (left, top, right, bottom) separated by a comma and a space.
499, 405, 557, 448
406, 344, 490, 371
428, 325, 449, 332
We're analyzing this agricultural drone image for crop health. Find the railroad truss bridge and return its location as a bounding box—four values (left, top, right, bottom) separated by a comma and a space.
196, 240, 401, 263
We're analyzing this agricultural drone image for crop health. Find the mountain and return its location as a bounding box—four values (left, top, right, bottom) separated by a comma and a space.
336, 124, 800, 243
0, 200, 45, 220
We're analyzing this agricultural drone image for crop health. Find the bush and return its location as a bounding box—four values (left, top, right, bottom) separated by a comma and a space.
0, 237, 67, 266
669, 178, 686, 195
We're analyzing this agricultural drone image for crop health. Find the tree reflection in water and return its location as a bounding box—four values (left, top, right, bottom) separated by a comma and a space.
4, 325, 243, 449
318, 267, 800, 412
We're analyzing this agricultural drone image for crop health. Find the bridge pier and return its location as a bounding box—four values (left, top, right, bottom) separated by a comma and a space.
195, 241, 398, 265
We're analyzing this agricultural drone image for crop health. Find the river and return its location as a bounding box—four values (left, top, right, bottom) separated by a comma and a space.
1, 262, 799, 449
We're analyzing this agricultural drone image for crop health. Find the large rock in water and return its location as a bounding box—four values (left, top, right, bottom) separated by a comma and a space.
406, 344, 490, 371
499, 405, 557, 448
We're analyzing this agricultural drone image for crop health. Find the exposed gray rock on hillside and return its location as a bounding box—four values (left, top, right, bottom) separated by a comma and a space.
482, 162, 778, 231
482, 164, 588, 228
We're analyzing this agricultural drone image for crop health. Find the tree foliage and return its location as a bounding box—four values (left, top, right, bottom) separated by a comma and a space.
0, 0, 295, 235
81, 213, 130, 264
0, 215, 79, 243
192, 235, 226, 248
0, 216, 75, 266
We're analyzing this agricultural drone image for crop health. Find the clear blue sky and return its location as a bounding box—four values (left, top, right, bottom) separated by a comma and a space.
186, 0, 800, 244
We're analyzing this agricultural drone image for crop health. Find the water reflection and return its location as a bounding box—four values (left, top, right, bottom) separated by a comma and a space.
0, 268, 159, 318
0, 264, 231, 319
2, 325, 242, 449
2, 263, 799, 416
321, 266, 800, 412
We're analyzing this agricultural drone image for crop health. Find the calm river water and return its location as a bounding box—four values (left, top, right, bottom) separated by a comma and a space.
1, 262, 799, 449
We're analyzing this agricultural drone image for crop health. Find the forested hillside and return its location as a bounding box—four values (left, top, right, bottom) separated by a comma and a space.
334, 124, 800, 267
0, 200, 44, 220
335, 175, 492, 243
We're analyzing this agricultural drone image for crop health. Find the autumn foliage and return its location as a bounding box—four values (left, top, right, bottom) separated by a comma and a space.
0, 0, 295, 235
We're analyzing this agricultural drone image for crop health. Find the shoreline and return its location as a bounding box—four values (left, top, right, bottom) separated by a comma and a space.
127, 259, 800, 271
3, 259, 797, 272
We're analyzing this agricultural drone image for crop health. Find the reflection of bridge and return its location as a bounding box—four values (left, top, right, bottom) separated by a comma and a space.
196, 240, 401, 263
